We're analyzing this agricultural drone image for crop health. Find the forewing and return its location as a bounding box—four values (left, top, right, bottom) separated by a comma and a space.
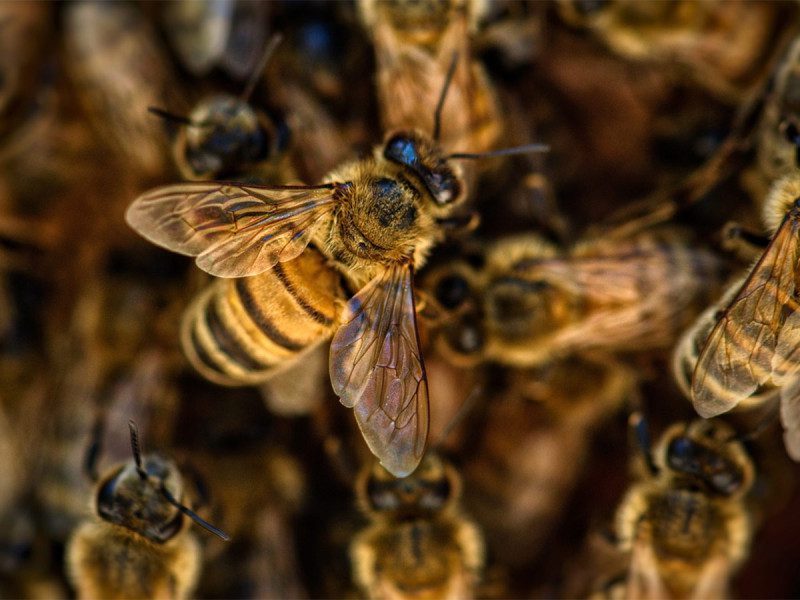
125, 182, 339, 277
692, 213, 800, 418
329, 264, 429, 477
625, 538, 669, 600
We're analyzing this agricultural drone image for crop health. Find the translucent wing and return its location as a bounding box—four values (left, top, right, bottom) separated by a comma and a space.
329, 264, 429, 478
625, 537, 669, 600
125, 182, 341, 277
691, 211, 800, 418
779, 374, 800, 461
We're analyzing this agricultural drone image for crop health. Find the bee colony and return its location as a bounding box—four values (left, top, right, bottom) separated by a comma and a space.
3, 1, 800, 598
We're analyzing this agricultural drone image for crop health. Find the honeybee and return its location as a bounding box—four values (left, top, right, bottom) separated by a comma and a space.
63, 0, 178, 181
351, 453, 484, 600
556, 0, 791, 103
154, 35, 294, 182
690, 174, 800, 460
66, 422, 228, 600
614, 417, 755, 599
742, 35, 800, 202
125, 81, 542, 475
422, 229, 725, 368
358, 0, 502, 154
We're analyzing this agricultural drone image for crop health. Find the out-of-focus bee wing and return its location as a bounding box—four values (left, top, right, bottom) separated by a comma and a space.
692, 212, 800, 418
690, 554, 732, 600
776, 311, 800, 461
625, 538, 669, 600
329, 263, 429, 478
779, 375, 800, 461
126, 182, 341, 278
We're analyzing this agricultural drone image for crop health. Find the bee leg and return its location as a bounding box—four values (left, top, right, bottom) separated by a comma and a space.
720, 221, 770, 262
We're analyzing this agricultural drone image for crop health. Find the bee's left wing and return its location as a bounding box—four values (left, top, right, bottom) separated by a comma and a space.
775, 308, 800, 461
329, 263, 429, 478
125, 182, 342, 277
692, 211, 800, 418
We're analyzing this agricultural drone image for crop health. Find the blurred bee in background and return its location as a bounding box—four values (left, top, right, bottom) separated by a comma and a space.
423, 228, 725, 368
66, 422, 228, 600
742, 35, 800, 203
556, 0, 794, 103
611, 416, 756, 599
151, 34, 297, 183
159, 0, 270, 82
351, 453, 484, 599
690, 174, 800, 460
63, 0, 180, 182
358, 0, 503, 155
460, 354, 634, 572
126, 66, 546, 476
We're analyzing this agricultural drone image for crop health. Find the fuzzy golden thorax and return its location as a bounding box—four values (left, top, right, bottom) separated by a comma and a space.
94, 455, 187, 544
319, 131, 465, 286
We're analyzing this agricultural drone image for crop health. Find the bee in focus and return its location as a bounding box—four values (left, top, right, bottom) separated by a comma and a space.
358, 0, 502, 154
556, 0, 790, 102
613, 416, 755, 600
422, 229, 724, 368
126, 68, 545, 476
66, 422, 228, 600
63, 0, 178, 181
351, 453, 484, 600
690, 173, 800, 460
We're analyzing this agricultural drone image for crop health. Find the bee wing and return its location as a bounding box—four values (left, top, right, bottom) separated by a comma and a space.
778, 362, 800, 461
689, 555, 732, 600
691, 213, 800, 418
125, 182, 340, 278
329, 263, 429, 478
625, 538, 669, 600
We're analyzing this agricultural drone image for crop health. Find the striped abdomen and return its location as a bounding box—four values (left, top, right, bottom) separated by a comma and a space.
181, 247, 345, 386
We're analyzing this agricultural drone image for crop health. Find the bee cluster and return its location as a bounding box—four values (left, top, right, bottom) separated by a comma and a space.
3, 1, 800, 598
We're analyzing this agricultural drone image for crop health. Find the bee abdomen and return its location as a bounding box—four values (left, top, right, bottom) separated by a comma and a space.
181, 248, 344, 386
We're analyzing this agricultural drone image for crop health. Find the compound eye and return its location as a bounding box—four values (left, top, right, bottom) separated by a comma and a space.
384, 135, 419, 167
666, 436, 695, 472
435, 274, 470, 309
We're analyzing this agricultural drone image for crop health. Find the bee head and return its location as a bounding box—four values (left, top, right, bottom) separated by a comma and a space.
95, 455, 186, 543
383, 131, 464, 208
359, 454, 459, 518
660, 420, 754, 498
178, 94, 286, 180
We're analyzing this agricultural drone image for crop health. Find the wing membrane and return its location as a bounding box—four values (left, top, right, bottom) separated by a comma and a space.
329, 264, 429, 477
692, 212, 800, 418
125, 182, 340, 277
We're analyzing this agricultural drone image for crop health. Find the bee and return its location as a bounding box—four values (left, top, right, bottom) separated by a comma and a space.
66, 422, 229, 600
63, 0, 178, 181
152, 35, 294, 182
125, 72, 544, 476
358, 0, 502, 154
690, 174, 800, 460
351, 453, 484, 600
423, 229, 725, 368
556, 0, 791, 102
742, 35, 800, 202
614, 417, 755, 599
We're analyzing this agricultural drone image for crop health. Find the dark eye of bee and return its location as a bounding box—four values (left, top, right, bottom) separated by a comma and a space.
435, 275, 470, 309
450, 322, 483, 355
383, 134, 460, 205
572, 0, 612, 15
667, 436, 743, 496
419, 478, 451, 510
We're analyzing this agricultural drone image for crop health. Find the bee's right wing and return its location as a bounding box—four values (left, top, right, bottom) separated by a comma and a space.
625, 537, 670, 600
691, 211, 800, 418
125, 182, 343, 278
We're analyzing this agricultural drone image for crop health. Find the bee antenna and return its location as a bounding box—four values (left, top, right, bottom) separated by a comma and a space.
432, 385, 482, 450
447, 143, 550, 161
240, 32, 283, 103
432, 51, 459, 142
128, 420, 148, 481
147, 106, 195, 126
159, 484, 231, 541
629, 412, 657, 475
